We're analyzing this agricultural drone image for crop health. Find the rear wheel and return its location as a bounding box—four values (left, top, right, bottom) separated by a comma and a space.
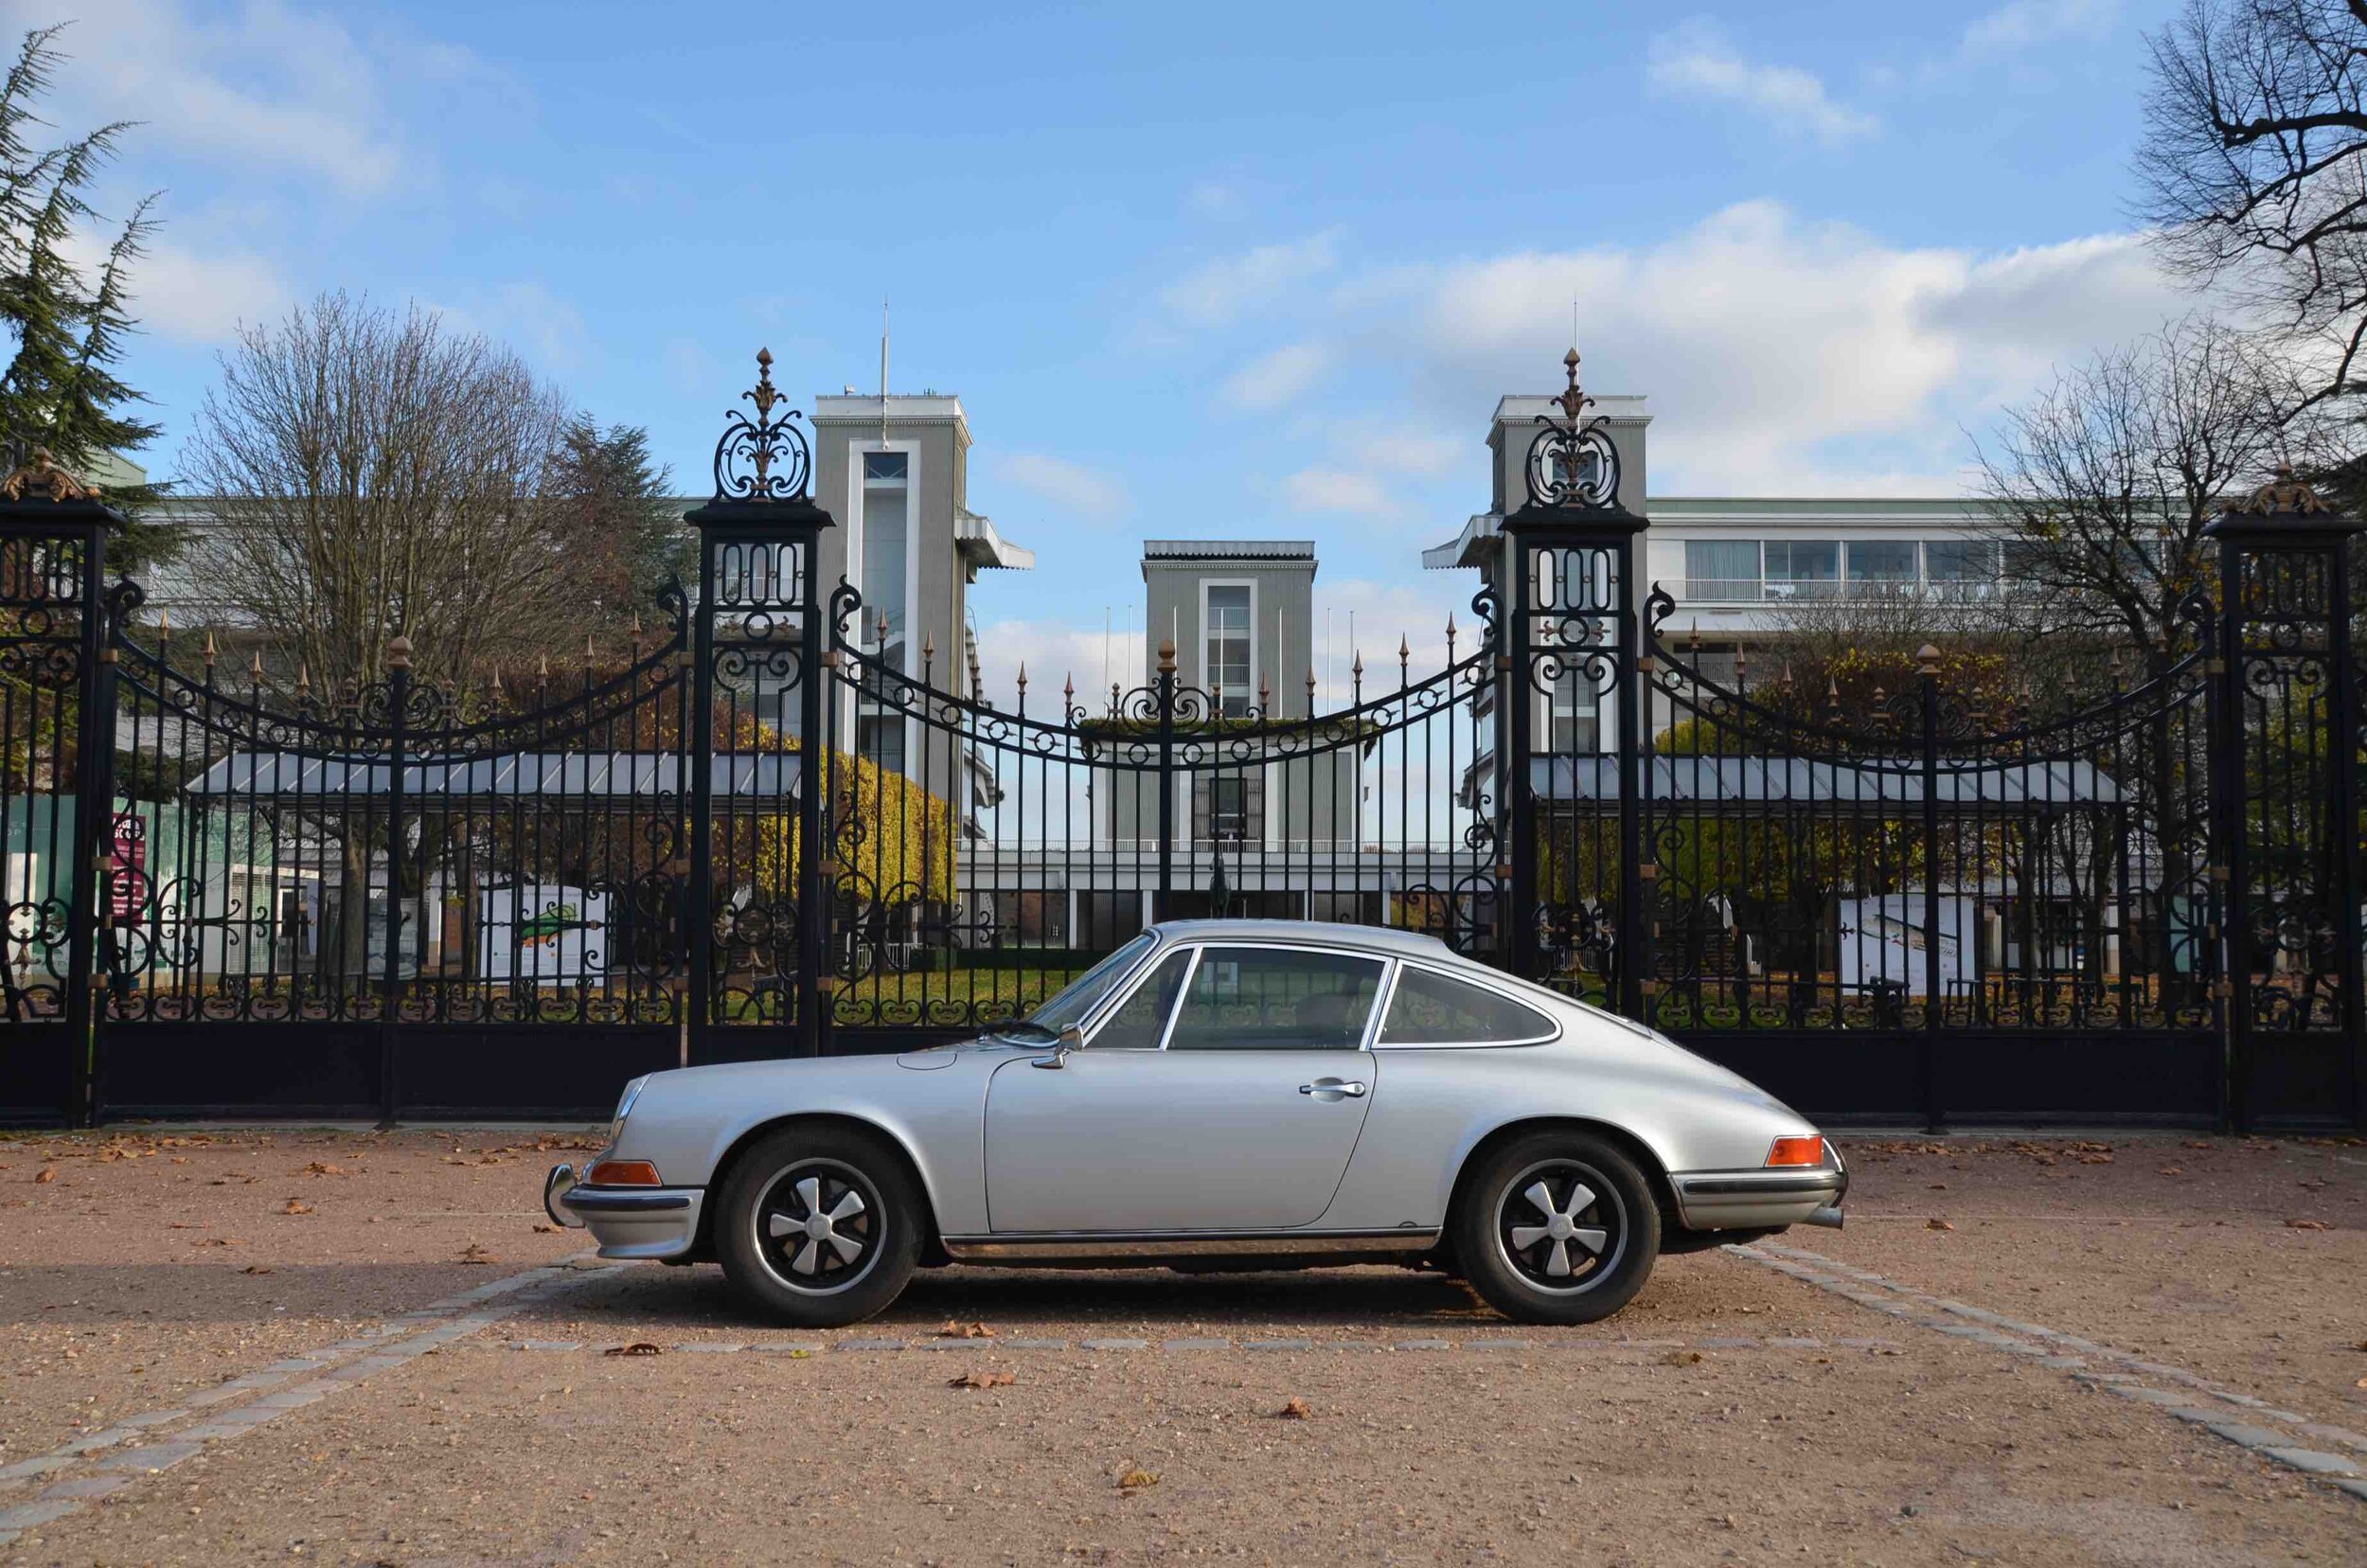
715, 1126, 922, 1327
1453, 1131, 1659, 1325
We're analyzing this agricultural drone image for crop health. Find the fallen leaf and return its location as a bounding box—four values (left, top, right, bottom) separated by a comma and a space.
458, 1242, 494, 1264
1927, 1219, 1955, 1232
1116, 1466, 1159, 1492
2352, 1340, 2367, 1353
604, 1343, 663, 1357
303, 1162, 346, 1177
531, 1223, 558, 1234
1662, 1349, 1705, 1365
949, 1371, 1015, 1389
937, 1320, 996, 1339
1276, 1398, 1311, 1419
33, 1167, 55, 1185
2285, 1219, 2330, 1231
281, 1199, 313, 1216
2159, 1167, 2183, 1175
1927, 1183, 1948, 1190
241, 1265, 274, 1275
199, 1238, 240, 1247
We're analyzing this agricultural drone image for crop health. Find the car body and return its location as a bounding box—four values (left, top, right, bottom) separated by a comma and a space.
545, 919, 1845, 1325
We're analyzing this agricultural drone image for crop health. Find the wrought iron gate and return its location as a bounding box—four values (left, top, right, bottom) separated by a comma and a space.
1, 353, 2360, 1130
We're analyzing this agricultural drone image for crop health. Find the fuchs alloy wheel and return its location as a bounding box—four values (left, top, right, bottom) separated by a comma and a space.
717, 1126, 923, 1327
1453, 1131, 1660, 1326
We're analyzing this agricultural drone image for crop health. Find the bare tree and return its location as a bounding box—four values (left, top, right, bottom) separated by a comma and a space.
2137, 0, 2367, 411
181, 292, 575, 695
1972, 316, 2315, 675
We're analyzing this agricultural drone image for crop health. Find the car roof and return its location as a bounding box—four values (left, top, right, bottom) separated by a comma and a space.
1146, 919, 1457, 963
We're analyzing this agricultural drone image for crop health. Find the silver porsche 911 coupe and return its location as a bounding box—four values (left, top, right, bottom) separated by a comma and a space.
544, 920, 1845, 1326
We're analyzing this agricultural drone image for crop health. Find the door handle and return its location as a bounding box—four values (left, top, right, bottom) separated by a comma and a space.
1298, 1079, 1367, 1098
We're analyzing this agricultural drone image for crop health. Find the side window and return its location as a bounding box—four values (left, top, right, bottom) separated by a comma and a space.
1379, 968, 1555, 1045
1166, 947, 1383, 1051
1089, 950, 1193, 1049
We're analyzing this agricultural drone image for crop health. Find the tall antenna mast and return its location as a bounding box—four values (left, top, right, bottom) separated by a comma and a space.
878, 297, 891, 448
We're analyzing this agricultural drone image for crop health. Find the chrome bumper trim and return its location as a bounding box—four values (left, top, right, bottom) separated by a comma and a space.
543, 1163, 581, 1228
563, 1189, 694, 1213
1670, 1165, 1848, 1231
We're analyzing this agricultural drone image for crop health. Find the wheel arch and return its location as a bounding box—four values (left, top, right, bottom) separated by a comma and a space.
693, 1112, 947, 1265
1442, 1116, 1680, 1250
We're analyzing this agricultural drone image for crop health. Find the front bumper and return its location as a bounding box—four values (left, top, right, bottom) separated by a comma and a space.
1670, 1149, 1849, 1232
545, 1162, 704, 1260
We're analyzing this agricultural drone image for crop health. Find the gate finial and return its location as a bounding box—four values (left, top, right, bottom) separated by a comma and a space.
2228, 460, 2330, 516
0, 446, 94, 503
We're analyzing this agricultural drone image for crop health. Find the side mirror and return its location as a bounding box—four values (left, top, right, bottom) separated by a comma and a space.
1031, 1025, 1086, 1069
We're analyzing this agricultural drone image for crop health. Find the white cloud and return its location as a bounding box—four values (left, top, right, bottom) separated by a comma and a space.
8, 0, 437, 194
1962, 0, 2120, 55
1160, 232, 1340, 324
59, 227, 288, 344
1646, 20, 1877, 144
1344, 200, 2194, 494
992, 452, 1131, 521
1221, 341, 1329, 411
116, 240, 288, 343
967, 615, 1148, 714
1283, 466, 1398, 518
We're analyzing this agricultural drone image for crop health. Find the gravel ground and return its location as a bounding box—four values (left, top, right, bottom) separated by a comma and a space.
0, 1127, 2360, 1564
0, 1129, 596, 1468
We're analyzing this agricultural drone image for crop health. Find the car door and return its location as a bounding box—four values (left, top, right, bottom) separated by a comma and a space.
985, 943, 1385, 1233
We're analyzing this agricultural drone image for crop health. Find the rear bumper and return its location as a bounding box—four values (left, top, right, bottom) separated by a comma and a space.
1669, 1154, 1848, 1232
546, 1163, 704, 1260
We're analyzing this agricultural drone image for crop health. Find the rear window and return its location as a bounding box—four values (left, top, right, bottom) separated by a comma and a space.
1379, 967, 1555, 1045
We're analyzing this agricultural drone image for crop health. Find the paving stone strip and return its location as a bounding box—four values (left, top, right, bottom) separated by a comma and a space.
0, 1254, 619, 1550
1731, 1239, 2367, 1505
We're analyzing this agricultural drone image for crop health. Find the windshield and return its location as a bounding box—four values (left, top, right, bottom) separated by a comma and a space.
988, 934, 1157, 1042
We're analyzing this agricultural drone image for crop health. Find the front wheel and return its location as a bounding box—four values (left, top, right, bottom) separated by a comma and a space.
1452, 1131, 1660, 1325
715, 1126, 923, 1327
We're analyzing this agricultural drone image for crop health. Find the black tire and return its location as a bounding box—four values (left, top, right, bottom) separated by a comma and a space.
1452, 1131, 1660, 1326
715, 1125, 924, 1327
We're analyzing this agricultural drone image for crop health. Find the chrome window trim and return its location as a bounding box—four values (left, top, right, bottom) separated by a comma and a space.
1149, 941, 1390, 1054
1371, 958, 1562, 1050
1080, 942, 1201, 1050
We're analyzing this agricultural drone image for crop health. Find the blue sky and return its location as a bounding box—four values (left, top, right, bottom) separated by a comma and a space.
12, 0, 2199, 689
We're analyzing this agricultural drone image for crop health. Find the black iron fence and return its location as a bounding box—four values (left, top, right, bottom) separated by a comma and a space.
2, 358, 2360, 1128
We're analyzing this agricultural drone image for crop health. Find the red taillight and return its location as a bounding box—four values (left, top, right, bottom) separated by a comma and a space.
586, 1159, 661, 1186
1766, 1136, 1826, 1167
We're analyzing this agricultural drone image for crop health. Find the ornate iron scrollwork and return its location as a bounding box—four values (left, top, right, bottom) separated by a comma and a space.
1523, 347, 1621, 509
712, 347, 813, 502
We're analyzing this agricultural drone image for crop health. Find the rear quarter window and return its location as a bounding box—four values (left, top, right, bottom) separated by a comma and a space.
1379, 967, 1557, 1046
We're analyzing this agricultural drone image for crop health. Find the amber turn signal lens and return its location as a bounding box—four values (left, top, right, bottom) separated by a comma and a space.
1766, 1136, 1826, 1167
586, 1159, 662, 1186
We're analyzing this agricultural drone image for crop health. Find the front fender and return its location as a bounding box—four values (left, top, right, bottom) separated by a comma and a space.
605, 1053, 999, 1236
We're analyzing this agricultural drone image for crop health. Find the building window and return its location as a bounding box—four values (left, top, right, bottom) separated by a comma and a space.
1195, 771, 1262, 845
1763, 540, 1840, 598
1206, 584, 1251, 715
861, 452, 909, 663
1684, 541, 1760, 601
857, 712, 905, 774
1925, 541, 1998, 598
1549, 668, 1600, 754
1845, 540, 1918, 588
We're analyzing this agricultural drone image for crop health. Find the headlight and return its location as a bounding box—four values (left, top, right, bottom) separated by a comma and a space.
608, 1075, 649, 1146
